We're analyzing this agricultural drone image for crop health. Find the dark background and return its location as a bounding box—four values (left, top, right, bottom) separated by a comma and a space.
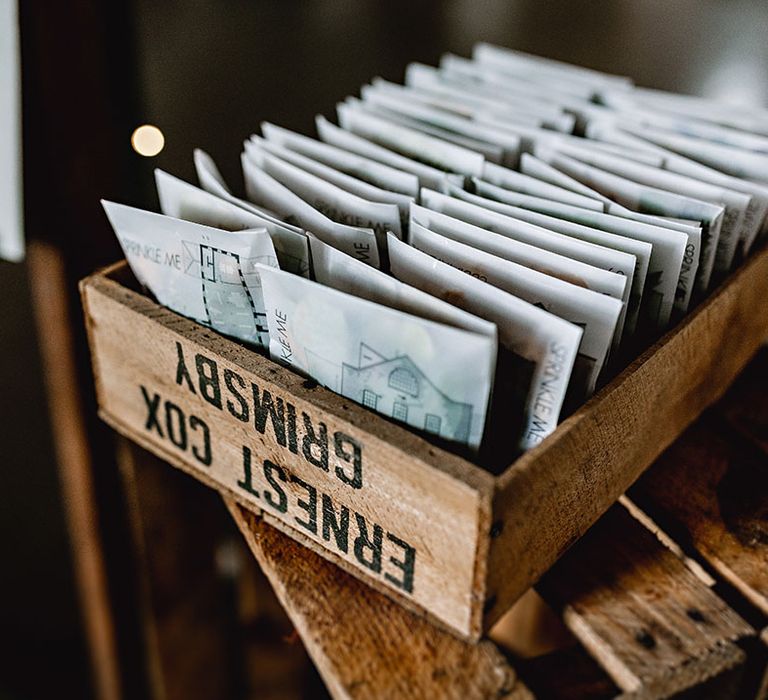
1, 1, 766, 698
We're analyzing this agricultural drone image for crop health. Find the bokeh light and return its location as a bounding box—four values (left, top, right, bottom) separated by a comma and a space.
131, 124, 165, 157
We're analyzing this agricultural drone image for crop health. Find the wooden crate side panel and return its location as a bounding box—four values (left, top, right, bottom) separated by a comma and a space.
82, 276, 492, 638
485, 246, 768, 630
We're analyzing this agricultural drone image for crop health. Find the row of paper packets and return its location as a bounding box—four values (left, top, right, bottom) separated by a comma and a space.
102, 43, 768, 465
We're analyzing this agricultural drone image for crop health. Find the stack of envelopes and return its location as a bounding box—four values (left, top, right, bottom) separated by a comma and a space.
102, 43, 768, 467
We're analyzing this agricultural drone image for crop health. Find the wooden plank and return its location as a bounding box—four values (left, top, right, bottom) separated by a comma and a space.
486, 246, 768, 629
629, 354, 768, 698
116, 438, 234, 700
537, 503, 754, 698
27, 241, 122, 700
632, 415, 768, 619
491, 594, 619, 699
225, 499, 531, 700
234, 541, 329, 699
81, 265, 494, 639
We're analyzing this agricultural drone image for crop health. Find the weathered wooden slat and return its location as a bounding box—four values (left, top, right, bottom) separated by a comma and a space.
629, 352, 768, 699
226, 500, 531, 700
537, 503, 754, 698
234, 544, 329, 700
116, 438, 234, 700
632, 416, 768, 620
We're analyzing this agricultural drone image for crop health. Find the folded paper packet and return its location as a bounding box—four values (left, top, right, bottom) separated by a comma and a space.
102, 41, 768, 457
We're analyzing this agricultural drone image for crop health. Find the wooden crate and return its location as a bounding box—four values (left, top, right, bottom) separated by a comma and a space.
121, 348, 768, 699
80, 247, 768, 641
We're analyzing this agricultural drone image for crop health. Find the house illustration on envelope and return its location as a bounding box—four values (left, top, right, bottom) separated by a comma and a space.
341, 342, 472, 443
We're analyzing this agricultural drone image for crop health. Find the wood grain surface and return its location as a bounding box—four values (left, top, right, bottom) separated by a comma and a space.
630, 350, 768, 698
116, 439, 234, 700
226, 500, 532, 700
632, 416, 768, 619
537, 503, 755, 697
81, 264, 493, 638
